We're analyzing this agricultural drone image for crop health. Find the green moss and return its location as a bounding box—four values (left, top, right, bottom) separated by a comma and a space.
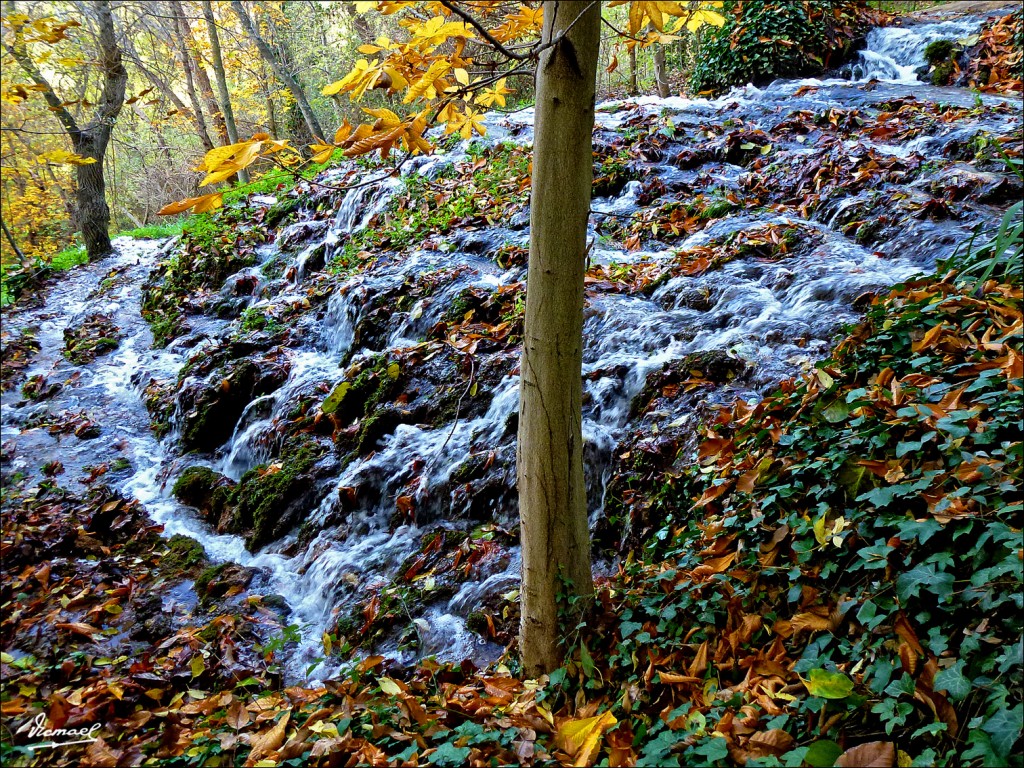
466, 611, 489, 635
231, 435, 325, 549
160, 534, 207, 575
924, 39, 956, 65
173, 467, 219, 502
195, 563, 227, 596
931, 59, 956, 86
50, 245, 88, 271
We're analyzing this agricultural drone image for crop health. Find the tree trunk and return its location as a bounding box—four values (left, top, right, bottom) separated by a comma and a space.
5, 0, 125, 259
202, 0, 248, 183
169, 1, 215, 152
175, 0, 227, 144
518, 0, 600, 677
230, 0, 326, 141
629, 43, 639, 95
653, 44, 670, 98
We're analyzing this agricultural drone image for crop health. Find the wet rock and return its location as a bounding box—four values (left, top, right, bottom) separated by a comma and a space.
0, 328, 41, 392
178, 357, 290, 452
20, 374, 62, 401
195, 562, 255, 601
158, 534, 208, 577
231, 434, 334, 550
63, 313, 121, 364
630, 351, 748, 418
172, 467, 237, 531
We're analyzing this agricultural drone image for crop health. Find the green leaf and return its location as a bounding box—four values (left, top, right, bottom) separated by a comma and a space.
620, 620, 643, 639
821, 398, 851, 423
805, 739, 843, 768
579, 641, 595, 678
803, 669, 854, 699
322, 381, 350, 414
933, 661, 972, 702
428, 742, 471, 766
981, 705, 1022, 758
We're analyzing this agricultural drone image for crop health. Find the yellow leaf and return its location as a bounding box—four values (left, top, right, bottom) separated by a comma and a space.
453, 67, 470, 86
322, 79, 347, 97
363, 107, 402, 127
555, 711, 617, 767
309, 144, 336, 164
357, 44, 382, 54
191, 193, 223, 214
404, 59, 450, 103
378, 676, 402, 695
36, 149, 97, 166
686, 8, 726, 32
156, 192, 222, 216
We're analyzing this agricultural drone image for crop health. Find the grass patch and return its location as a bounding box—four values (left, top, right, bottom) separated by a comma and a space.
118, 221, 184, 240
49, 245, 88, 271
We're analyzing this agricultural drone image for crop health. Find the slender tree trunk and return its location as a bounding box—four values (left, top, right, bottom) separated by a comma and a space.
230, 0, 326, 141
1, 215, 25, 261
174, 0, 227, 144
653, 44, 670, 97
518, 0, 600, 677
169, 1, 215, 152
199, 0, 247, 182
202, 0, 248, 182
629, 43, 638, 95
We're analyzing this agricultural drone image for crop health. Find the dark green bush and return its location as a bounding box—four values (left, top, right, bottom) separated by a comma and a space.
690, 0, 873, 94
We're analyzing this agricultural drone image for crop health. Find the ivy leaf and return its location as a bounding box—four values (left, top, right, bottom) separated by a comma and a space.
428, 742, 471, 766
803, 669, 854, 699
933, 661, 972, 702
981, 705, 1023, 758
896, 564, 932, 602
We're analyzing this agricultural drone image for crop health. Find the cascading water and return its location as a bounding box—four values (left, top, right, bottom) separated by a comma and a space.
851, 19, 983, 82
2, 15, 1020, 684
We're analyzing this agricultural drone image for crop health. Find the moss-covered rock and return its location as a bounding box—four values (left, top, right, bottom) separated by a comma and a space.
230, 434, 329, 550
172, 466, 236, 530
177, 358, 289, 452
63, 313, 121, 364
630, 350, 747, 418
194, 562, 254, 602
159, 534, 208, 576
924, 38, 956, 65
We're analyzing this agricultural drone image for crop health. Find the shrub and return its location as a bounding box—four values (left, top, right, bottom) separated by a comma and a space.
690, 0, 874, 94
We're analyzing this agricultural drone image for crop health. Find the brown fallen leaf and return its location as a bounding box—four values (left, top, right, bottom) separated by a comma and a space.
835, 741, 895, 768
246, 711, 290, 765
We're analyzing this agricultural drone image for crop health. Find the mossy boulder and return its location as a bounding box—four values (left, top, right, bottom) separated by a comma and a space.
172, 466, 236, 531
159, 534, 208, 577
63, 313, 121, 364
231, 434, 330, 550
178, 358, 289, 452
924, 39, 956, 65
194, 562, 254, 602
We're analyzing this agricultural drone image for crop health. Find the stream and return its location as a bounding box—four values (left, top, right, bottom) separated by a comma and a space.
2, 16, 1021, 683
